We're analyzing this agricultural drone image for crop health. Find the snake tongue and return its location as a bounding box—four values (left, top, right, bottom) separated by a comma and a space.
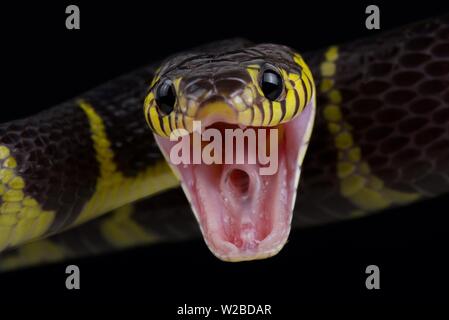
154, 100, 314, 262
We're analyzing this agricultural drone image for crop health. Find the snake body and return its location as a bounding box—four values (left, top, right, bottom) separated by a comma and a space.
0, 15, 448, 268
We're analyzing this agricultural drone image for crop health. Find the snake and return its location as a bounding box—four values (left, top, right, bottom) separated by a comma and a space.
0, 15, 448, 269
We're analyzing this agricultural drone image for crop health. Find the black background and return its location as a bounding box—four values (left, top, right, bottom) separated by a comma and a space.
0, 1, 448, 308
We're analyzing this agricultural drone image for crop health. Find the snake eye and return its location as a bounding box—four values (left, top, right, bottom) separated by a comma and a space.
260, 68, 283, 101
155, 80, 176, 115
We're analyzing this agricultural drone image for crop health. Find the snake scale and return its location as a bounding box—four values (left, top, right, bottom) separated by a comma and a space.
0, 15, 448, 269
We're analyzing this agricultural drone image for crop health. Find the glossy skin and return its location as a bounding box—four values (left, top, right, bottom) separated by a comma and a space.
0, 15, 448, 270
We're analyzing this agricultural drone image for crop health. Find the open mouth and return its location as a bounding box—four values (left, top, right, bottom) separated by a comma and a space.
155, 101, 314, 261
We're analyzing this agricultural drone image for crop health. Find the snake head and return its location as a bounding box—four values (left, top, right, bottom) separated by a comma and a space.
144, 43, 316, 261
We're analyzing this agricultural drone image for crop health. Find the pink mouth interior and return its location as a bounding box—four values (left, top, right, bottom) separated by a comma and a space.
155, 103, 313, 261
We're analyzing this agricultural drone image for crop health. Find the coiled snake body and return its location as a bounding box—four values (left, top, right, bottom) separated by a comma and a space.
0, 15, 448, 269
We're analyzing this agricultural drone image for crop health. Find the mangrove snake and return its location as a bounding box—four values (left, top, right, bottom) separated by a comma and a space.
0, 15, 448, 269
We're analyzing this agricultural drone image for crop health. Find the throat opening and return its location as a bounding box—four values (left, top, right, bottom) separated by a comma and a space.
227, 169, 250, 196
